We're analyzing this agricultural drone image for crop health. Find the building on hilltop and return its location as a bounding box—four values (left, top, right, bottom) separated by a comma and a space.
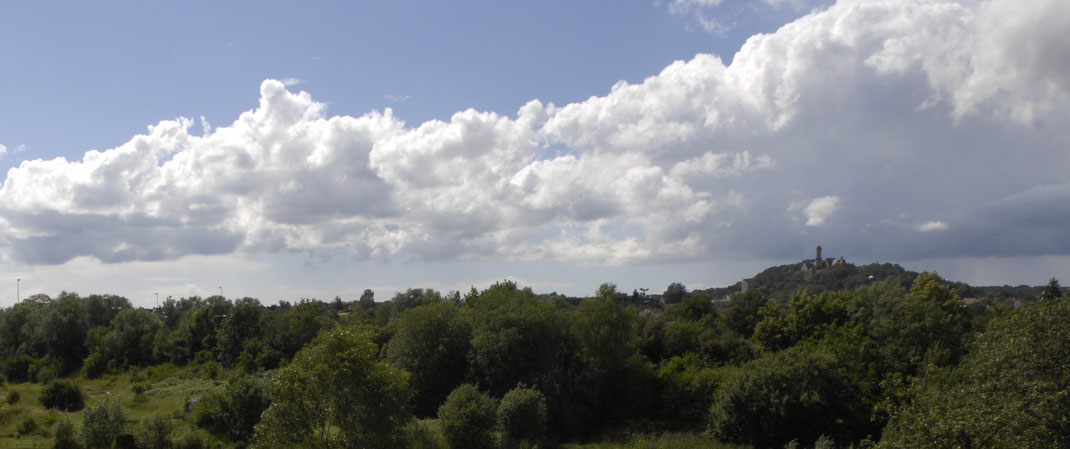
801, 245, 845, 273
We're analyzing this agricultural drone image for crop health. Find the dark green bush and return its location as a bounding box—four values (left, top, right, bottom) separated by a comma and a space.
438, 384, 497, 449
1, 354, 38, 383
6, 389, 19, 405
40, 381, 85, 411
498, 385, 548, 447
17, 417, 37, 436
193, 374, 269, 442
709, 348, 867, 448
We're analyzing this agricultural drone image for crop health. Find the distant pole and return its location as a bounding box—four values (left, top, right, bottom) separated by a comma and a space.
16, 278, 20, 304
155, 292, 159, 309
219, 286, 223, 298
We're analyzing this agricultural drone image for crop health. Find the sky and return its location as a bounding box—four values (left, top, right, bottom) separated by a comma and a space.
1, 0, 1068, 307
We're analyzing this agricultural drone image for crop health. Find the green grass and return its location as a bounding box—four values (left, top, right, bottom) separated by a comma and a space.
0, 365, 226, 448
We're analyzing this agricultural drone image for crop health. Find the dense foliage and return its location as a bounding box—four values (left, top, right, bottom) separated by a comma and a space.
0, 265, 1065, 449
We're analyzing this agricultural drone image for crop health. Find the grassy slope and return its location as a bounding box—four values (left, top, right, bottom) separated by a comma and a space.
0, 364, 223, 448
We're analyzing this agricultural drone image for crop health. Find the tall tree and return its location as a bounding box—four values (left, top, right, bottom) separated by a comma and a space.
252, 326, 411, 449
662, 282, 688, 305
1040, 277, 1064, 301
383, 301, 472, 417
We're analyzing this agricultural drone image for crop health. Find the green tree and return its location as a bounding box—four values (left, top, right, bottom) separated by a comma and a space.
53, 417, 78, 449
135, 413, 173, 449
80, 398, 126, 449
383, 301, 471, 417
438, 384, 498, 449
662, 282, 688, 305
596, 282, 621, 301
252, 325, 412, 449
39, 381, 84, 411
194, 374, 270, 443
29, 292, 90, 373
216, 297, 262, 367
722, 290, 769, 338
498, 385, 548, 448
465, 281, 573, 397
1040, 277, 1064, 301
94, 308, 162, 370
879, 297, 1070, 448
657, 353, 730, 423
709, 347, 868, 448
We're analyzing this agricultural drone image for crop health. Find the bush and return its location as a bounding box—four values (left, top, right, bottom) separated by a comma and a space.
708, 348, 867, 448
172, 429, 209, 449
6, 390, 19, 405
40, 381, 85, 411
53, 417, 79, 449
498, 385, 547, 447
1, 354, 38, 383
17, 417, 38, 436
135, 413, 173, 449
82, 352, 107, 379
405, 419, 448, 449
438, 384, 498, 449
194, 374, 269, 442
79, 398, 126, 449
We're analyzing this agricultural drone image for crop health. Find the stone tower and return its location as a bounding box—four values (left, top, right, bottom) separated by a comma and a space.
816, 245, 822, 267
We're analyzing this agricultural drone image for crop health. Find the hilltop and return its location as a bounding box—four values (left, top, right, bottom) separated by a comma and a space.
701, 260, 1046, 304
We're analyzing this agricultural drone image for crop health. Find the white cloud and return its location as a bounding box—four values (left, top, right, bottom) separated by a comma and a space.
0, 143, 26, 160
790, 196, 840, 227
918, 221, 949, 232
0, 0, 1067, 268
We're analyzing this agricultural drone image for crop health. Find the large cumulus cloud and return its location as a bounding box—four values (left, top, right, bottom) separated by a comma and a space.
0, 0, 1067, 266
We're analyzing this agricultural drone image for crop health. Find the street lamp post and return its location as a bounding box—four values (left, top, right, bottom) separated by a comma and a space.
219, 286, 223, 298
155, 292, 159, 309
16, 278, 20, 304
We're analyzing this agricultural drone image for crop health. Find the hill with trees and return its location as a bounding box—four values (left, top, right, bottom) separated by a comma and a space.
0, 268, 1066, 448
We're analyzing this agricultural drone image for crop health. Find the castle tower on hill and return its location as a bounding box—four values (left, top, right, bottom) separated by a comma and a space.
802, 245, 845, 273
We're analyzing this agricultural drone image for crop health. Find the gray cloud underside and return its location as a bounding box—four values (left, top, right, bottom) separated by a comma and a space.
1, 0, 1068, 266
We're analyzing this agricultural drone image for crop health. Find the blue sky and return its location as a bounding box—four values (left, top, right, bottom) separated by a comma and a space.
0, 1, 814, 168
1, 0, 1068, 306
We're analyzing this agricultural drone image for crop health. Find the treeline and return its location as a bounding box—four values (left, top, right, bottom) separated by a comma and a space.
1, 276, 1068, 448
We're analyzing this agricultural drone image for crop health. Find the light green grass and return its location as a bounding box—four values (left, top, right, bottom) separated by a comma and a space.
0, 365, 226, 448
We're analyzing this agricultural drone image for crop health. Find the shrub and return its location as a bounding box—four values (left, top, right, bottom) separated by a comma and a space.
82, 352, 107, 379
6, 390, 19, 405
498, 385, 548, 447
438, 384, 498, 449
405, 419, 448, 449
79, 398, 126, 449
172, 429, 209, 449
17, 417, 38, 436
40, 381, 85, 411
135, 413, 173, 449
1, 354, 37, 383
194, 374, 269, 442
708, 348, 866, 448
53, 417, 79, 449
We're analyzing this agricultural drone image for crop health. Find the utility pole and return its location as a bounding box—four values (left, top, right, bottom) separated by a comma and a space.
155, 292, 159, 309
16, 278, 20, 304
219, 286, 223, 298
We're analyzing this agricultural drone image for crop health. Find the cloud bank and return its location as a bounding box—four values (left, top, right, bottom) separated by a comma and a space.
1, 0, 1067, 267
